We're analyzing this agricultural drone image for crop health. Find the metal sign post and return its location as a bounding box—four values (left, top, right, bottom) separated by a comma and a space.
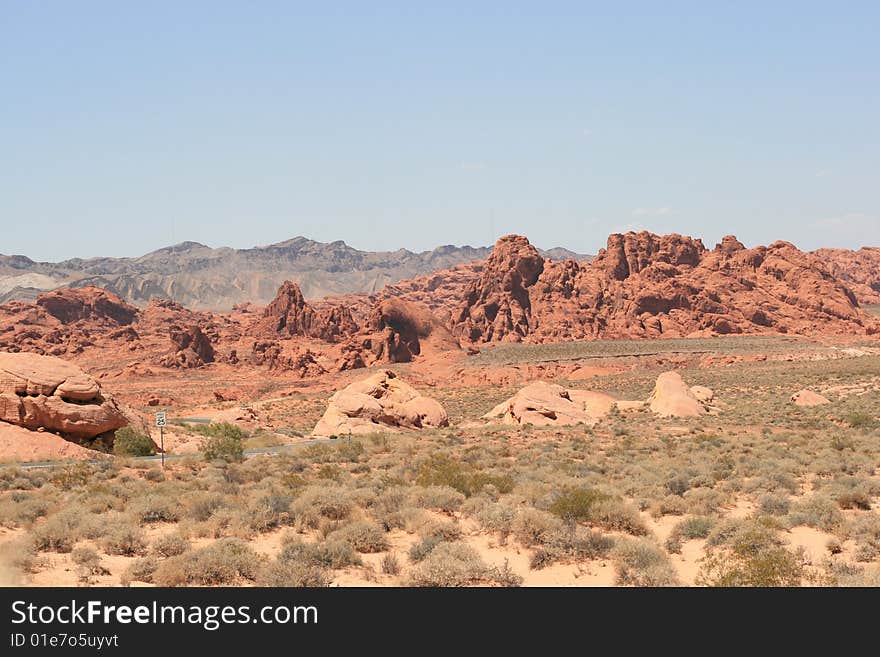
155, 411, 167, 469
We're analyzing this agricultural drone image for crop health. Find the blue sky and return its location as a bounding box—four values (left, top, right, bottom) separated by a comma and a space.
2, 2, 878, 260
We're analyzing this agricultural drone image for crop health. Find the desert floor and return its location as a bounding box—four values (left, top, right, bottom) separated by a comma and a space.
2, 333, 879, 587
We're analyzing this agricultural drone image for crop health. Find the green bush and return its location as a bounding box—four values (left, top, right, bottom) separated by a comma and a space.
549, 488, 610, 523
113, 426, 156, 457
415, 455, 514, 497
200, 423, 246, 462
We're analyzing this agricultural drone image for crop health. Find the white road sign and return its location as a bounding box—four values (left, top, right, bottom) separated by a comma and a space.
155, 411, 167, 428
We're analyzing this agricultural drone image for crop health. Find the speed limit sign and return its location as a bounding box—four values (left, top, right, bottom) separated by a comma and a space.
155, 411, 167, 428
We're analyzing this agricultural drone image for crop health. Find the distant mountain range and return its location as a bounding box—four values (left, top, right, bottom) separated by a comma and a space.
0, 237, 592, 310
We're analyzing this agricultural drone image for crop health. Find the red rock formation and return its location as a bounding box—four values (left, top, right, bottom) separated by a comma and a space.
160, 326, 216, 368
814, 247, 880, 305
451, 235, 544, 343
253, 280, 358, 342
0, 352, 145, 447
527, 232, 875, 341
36, 287, 138, 326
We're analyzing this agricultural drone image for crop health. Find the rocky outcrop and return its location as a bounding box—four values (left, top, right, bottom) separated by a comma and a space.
525, 232, 877, 342
254, 280, 358, 342
814, 247, 880, 305
451, 235, 544, 343
336, 298, 460, 369
0, 352, 139, 443
312, 370, 448, 436
647, 371, 709, 417
36, 287, 138, 326
790, 389, 830, 407
482, 381, 616, 426
160, 326, 216, 368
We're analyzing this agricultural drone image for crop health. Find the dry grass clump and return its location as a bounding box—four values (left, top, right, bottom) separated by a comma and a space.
152, 538, 262, 586
612, 538, 680, 586
152, 533, 190, 558
325, 521, 389, 553
408, 542, 491, 586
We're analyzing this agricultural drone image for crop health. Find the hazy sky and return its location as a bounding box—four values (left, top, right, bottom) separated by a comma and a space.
2, 2, 878, 261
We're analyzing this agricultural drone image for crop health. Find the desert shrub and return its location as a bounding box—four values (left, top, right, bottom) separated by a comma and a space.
489, 559, 523, 587
201, 423, 246, 462
71, 546, 106, 582
409, 485, 465, 513
152, 533, 190, 558
129, 495, 181, 524
247, 493, 295, 532
612, 538, 680, 587
836, 489, 872, 511
759, 493, 791, 516
326, 521, 389, 553
0, 494, 50, 527
381, 553, 401, 575
279, 536, 362, 569
844, 412, 877, 430
786, 495, 844, 532
415, 455, 513, 497
102, 523, 147, 556
113, 426, 156, 457
590, 498, 649, 536
121, 556, 159, 586
292, 487, 353, 528
548, 488, 609, 523
153, 538, 262, 586
51, 464, 93, 490
707, 518, 783, 554
848, 514, 880, 562
185, 492, 226, 522
258, 559, 329, 587
31, 510, 85, 553
826, 561, 880, 587
474, 502, 516, 539
140, 469, 164, 484
665, 516, 716, 553
408, 542, 489, 586
530, 527, 615, 570
512, 508, 563, 547
418, 519, 463, 542
696, 545, 804, 587
408, 536, 445, 563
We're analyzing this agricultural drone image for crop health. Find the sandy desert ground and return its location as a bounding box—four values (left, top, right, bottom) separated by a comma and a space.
2, 331, 879, 587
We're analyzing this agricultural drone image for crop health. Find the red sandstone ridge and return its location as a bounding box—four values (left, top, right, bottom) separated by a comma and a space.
36, 287, 138, 326
252, 280, 358, 342
450, 232, 878, 343
450, 235, 544, 343
814, 247, 880, 305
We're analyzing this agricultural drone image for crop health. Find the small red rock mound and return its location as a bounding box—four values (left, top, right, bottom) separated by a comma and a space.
36, 287, 138, 326
451, 235, 544, 343
253, 280, 358, 342
248, 340, 327, 376
790, 389, 830, 407
0, 352, 144, 450
814, 247, 880, 305
482, 381, 616, 426
160, 326, 216, 368
312, 369, 448, 436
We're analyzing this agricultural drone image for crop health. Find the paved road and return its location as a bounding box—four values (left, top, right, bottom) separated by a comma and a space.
4, 437, 341, 470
